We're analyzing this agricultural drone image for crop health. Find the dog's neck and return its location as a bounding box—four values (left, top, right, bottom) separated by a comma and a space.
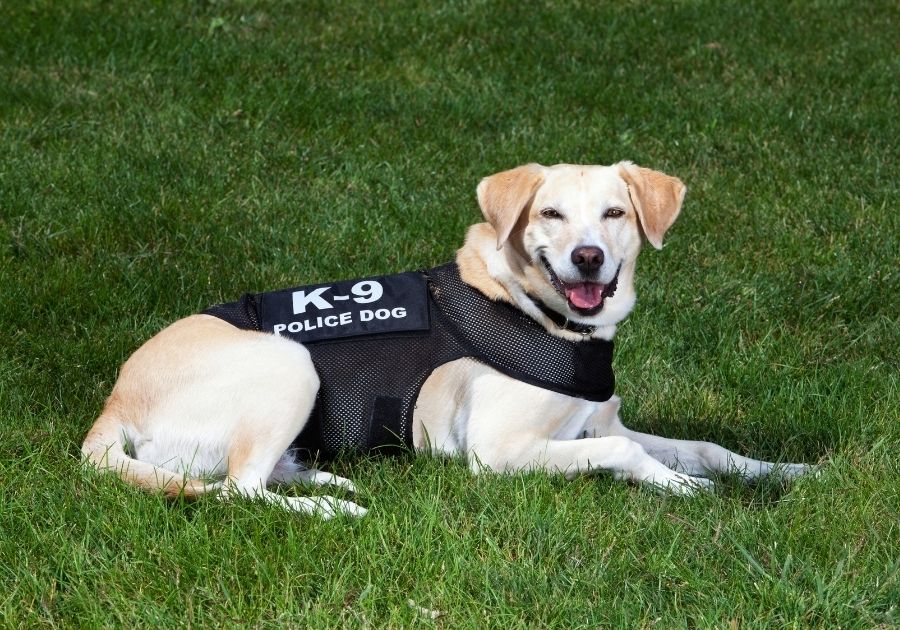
456, 225, 513, 303
456, 223, 619, 342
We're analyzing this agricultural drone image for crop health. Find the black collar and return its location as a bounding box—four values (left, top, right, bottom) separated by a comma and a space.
528, 297, 597, 336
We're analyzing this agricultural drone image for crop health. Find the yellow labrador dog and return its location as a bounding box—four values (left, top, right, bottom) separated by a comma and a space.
82, 162, 810, 518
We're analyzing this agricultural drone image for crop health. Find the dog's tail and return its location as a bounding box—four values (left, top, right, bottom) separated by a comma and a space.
81, 413, 218, 499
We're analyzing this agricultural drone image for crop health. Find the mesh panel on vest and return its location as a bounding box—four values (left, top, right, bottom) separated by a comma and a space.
202, 263, 614, 459
426, 264, 614, 401
203, 294, 260, 330
299, 329, 461, 456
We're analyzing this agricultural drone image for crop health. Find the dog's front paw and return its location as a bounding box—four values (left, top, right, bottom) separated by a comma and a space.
632, 471, 714, 496
621, 465, 715, 496
659, 473, 715, 496
777, 461, 820, 481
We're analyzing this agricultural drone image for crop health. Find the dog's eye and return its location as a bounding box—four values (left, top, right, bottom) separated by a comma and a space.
540, 208, 563, 219
604, 207, 625, 218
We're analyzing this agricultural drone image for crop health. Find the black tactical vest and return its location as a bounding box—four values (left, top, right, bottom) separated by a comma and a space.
203, 263, 615, 458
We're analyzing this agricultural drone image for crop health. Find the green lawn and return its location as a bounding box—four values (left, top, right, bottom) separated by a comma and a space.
1, 0, 897, 627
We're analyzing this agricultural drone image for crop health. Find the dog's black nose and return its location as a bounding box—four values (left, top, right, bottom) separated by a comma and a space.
571, 246, 604, 275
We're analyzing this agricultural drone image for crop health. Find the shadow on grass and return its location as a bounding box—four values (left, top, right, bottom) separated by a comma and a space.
711, 472, 808, 509
634, 413, 833, 466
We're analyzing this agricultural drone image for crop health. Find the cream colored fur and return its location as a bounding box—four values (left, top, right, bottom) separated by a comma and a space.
82, 162, 810, 518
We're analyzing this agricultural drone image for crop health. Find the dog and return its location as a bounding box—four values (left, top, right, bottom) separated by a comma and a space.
82, 161, 811, 518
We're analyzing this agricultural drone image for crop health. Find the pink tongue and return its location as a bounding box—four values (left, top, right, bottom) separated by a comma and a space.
564, 282, 604, 309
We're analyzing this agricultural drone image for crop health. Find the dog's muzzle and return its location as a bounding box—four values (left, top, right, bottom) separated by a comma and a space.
541, 256, 620, 316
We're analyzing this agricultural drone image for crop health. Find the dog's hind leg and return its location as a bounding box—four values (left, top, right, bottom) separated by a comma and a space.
216, 337, 367, 518
221, 445, 366, 518
221, 484, 365, 518
268, 453, 358, 494
221, 485, 366, 518
291, 468, 358, 494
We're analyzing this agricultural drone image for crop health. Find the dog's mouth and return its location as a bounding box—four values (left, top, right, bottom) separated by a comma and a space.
541, 256, 619, 316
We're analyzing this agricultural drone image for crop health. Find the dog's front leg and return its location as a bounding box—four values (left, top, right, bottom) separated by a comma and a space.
473, 433, 712, 494
459, 375, 711, 493
585, 397, 811, 481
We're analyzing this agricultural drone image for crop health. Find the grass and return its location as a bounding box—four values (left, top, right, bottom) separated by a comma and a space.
1, 0, 897, 626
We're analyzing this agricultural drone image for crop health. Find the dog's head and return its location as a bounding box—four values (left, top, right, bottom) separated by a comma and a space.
475, 161, 685, 327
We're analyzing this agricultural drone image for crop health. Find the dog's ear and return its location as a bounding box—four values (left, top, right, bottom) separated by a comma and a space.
618, 162, 686, 250
476, 163, 545, 250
